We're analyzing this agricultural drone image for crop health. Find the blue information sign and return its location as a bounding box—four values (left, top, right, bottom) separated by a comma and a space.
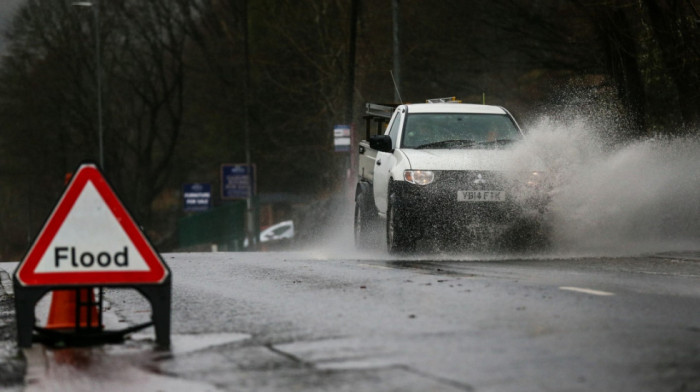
183, 183, 211, 212
221, 164, 256, 200
334, 124, 351, 152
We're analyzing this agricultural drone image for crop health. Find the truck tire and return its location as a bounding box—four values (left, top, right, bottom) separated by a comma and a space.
386, 193, 415, 254
354, 189, 379, 249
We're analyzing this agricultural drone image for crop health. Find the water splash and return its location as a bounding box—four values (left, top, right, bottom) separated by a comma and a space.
515, 114, 700, 255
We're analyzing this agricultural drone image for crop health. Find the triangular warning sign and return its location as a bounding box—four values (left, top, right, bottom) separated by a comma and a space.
16, 163, 169, 286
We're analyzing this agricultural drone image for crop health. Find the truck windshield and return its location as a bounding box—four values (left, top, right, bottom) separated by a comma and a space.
401, 113, 522, 149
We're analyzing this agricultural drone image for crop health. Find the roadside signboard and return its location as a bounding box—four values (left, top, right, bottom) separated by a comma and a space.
183, 183, 211, 212
221, 163, 256, 200
15, 163, 169, 287
334, 124, 351, 152
13, 162, 171, 349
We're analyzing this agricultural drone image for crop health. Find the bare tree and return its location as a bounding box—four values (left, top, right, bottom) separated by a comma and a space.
180, 0, 355, 195
0, 1, 102, 252
0, 0, 195, 249
643, 0, 700, 129
104, 0, 191, 228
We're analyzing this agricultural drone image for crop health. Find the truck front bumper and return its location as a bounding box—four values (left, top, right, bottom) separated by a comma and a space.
391, 170, 550, 241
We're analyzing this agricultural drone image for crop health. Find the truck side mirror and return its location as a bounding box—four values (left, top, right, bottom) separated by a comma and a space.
369, 135, 393, 153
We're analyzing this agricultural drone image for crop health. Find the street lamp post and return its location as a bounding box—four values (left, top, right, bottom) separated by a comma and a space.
72, 1, 104, 170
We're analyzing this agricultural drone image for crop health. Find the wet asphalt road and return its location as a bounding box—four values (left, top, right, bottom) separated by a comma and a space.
1, 250, 699, 391
0, 268, 25, 391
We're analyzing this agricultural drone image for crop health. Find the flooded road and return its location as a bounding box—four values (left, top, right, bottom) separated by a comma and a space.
3, 112, 700, 391
7, 250, 698, 391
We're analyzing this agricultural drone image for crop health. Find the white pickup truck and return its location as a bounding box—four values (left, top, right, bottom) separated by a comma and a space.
354, 99, 549, 253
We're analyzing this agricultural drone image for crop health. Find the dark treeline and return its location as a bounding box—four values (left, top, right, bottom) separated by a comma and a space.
0, 0, 697, 258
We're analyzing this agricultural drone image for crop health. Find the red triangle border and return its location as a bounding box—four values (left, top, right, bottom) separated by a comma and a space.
16, 164, 168, 286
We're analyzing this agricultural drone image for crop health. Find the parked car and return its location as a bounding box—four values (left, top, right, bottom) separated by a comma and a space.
260, 220, 295, 243
243, 220, 295, 249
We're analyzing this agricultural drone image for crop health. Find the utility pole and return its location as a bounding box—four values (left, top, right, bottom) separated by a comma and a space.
72, 0, 104, 170
346, 0, 359, 194
392, 0, 401, 103
346, 0, 358, 125
242, 0, 256, 250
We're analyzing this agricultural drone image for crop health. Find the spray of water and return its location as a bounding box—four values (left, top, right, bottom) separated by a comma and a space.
517, 115, 700, 255
311, 101, 700, 259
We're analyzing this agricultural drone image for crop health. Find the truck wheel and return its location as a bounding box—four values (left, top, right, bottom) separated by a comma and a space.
354, 190, 378, 248
386, 194, 415, 254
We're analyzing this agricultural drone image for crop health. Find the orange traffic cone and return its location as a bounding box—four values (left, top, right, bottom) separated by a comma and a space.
46, 288, 101, 330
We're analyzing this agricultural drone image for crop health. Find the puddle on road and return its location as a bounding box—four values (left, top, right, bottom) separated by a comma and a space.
24, 346, 220, 392
130, 330, 251, 356
23, 332, 250, 392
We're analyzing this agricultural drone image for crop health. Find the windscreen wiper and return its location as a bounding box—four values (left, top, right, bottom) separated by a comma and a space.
415, 139, 476, 149
476, 138, 520, 146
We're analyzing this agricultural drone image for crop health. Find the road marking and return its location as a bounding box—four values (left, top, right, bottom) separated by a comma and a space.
559, 286, 615, 296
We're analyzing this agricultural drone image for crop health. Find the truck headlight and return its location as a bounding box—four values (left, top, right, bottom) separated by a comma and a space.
404, 170, 435, 185
526, 171, 543, 187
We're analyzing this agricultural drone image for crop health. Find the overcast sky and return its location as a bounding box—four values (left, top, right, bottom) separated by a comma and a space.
0, 0, 25, 53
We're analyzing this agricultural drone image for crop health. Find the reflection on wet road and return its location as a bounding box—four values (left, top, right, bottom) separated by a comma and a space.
23, 332, 250, 392
10, 251, 700, 391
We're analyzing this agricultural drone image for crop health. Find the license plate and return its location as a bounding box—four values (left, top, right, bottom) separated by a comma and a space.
457, 190, 506, 202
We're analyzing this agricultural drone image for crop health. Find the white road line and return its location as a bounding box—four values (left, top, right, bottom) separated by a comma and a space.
559, 286, 615, 296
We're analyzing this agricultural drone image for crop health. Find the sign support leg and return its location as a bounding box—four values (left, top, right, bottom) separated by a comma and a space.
138, 279, 171, 349
13, 279, 46, 348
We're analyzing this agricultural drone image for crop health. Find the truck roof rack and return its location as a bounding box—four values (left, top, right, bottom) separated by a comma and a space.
426, 97, 462, 103
363, 103, 398, 140
365, 103, 397, 119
